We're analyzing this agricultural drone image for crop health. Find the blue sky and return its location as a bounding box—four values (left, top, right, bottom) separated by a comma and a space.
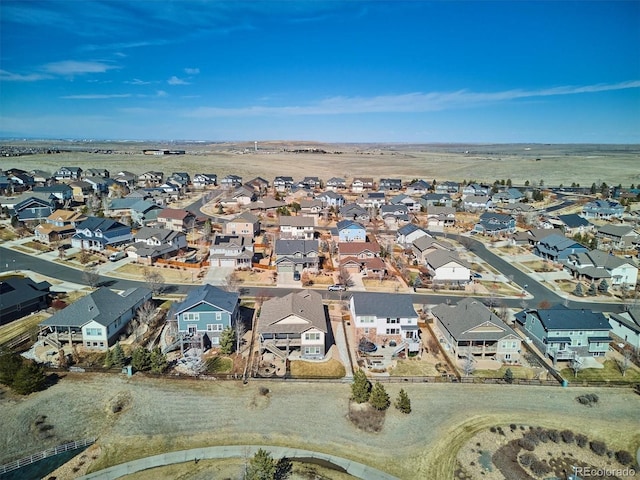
1, 1, 639, 143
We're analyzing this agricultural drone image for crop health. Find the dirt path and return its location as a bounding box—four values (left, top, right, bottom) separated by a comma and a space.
0, 375, 638, 479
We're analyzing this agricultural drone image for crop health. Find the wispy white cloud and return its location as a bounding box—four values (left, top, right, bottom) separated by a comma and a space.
43, 60, 120, 76
168, 76, 190, 85
61, 94, 132, 99
185, 81, 640, 117
125, 78, 152, 85
0, 69, 52, 82
184, 67, 200, 75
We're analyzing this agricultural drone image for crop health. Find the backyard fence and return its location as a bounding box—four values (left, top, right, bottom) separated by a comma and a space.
0, 438, 96, 474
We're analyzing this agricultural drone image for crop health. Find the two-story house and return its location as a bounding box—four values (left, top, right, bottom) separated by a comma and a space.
424, 250, 471, 285
130, 227, 187, 264
534, 234, 588, 262
419, 193, 453, 208
316, 191, 345, 208
396, 224, 431, 247
325, 177, 347, 191
221, 174, 243, 188
563, 249, 638, 287
257, 290, 328, 360
351, 177, 374, 193
209, 234, 253, 268
336, 220, 367, 242
34, 209, 87, 243
609, 307, 640, 350
379, 178, 402, 191
582, 200, 624, 220
596, 225, 639, 252
339, 203, 370, 223
435, 181, 460, 195
273, 176, 295, 192
431, 298, 521, 363
54, 166, 83, 181
350, 292, 420, 345
192, 173, 218, 189
225, 212, 260, 236
473, 212, 516, 236
157, 208, 197, 233
137, 171, 165, 188
274, 239, 319, 275
171, 284, 240, 348
71, 217, 132, 251
279, 216, 316, 240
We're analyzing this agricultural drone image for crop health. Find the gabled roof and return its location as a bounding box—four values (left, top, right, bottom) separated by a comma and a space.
336, 219, 366, 231
524, 305, 610, 331
46, 209, 86, 223
538, 233, 585, 251
76, 217, 126, 232
0, 277, 51, 310
351, 292, 417, 318
279, 216, 315, 227
432, 297, 517, 341
257, 290, 327, 335
275, 239, 318, 255
557, 214, 591, 229
425, 250, 470, 269
413, 236, 453, 252
41, 287, 151, 328
174, 284, 239, 317
338, 241, 380, 256
568, 250, 630, 270
609, 308, 640, 334
597, 224, 636, 238
134, 226, 183, 243
158, 208, 193, 220
229, 211, 260, 224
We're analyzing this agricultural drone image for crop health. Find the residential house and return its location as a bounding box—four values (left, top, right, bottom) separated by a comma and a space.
71, 217, 132, 251
435, 181, 460, 195
596, 225, 639, 251
225, 212, 260, 236
405, 179, 431, 196
170, 284, 240, 348
316, 191, 345, 208
30, 170, 52, 186
356, 191, 386, 209
106, 197, 141, 217
380, 204, 410, 229
192, 174, 218, 188
379, 178, 402, 191
13, 196, 56, 223
69, 180, 94, 201
390, 194, 420, 213
338, 241, 385, 276
39, 287, 152, 351
274, 239, 319, 274
248, 197, 286, 213
54, 166, 83, 181
157, 208, 197, 233
245, 176, 270, 193
462, 183, 490, 197
473, 212, 516, 236
492, 188, 524, 204
426, 206, 455, 231
463, 195, 493, 212
563, 250, 638, 287
137, 171, 164, 188
499, 202, 536, 215
351, 177, 374, 193
170, 172, 191, 185
515, 305, 611, 362
220, 185, 256, 206
8, 173, 34, 192
221, 174, 243, 188
279, 216, 316, 240
582, 200, 624, 220
273, 176, 295, 192
84, 168, 109, 178
420, 193, 453, 208
339, 203, 370, 223
299, 198, 323, 216
83, 176, 112, 195
34, 209, 86, 243
0, 277, 51, 325
609, 308, 640, 350
209, 234, 253, 268
555, 214, 594, 236
337, 220, 367, 242
350, 292, 420, 345
325, 177, 347, 191
424, 250, 471, 285
431, 298, 521, 362
396, 224, 431, 247
257, 290, 328, 360
412, 236, 454, 263
511, 228, 556, 247
129, 227, 187, 264
534, 233, 588, 262
299, 176, 322, 190
130, 200, 163, 226
34, 184, 73, 202
113, 171, 138, 188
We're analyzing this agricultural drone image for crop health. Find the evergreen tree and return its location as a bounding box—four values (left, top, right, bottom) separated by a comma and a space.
12, 361, 47, 395
573, 283, 584, 297
395, 388, 412, 414
150, 347, 168, 373
351, 369, 372, 403
0, 348, 22, 386
274, 457, 293, 480
504, 368, 514, 384
369, 382, 390, 411
598, 279, 609, 294
103, 349, 114, 368
246, 448, 277, 480
112, 342, 126, 368
587, 282, 597, 296
131, 347, 151, 372
219, 326, 235, 355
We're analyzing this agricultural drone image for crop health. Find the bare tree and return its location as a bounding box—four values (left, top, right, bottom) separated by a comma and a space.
569, 354, 583, 378
462, 355, 475, 377
617, 349, 632, 377
337, 267, 354, 288
235, 318, 247, 353
83, 266, 100, 288
136, 301, 156, 326
143, 268, 165, 295
224, 271, 240, 292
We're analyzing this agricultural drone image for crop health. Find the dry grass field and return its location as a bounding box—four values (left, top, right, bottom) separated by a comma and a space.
3, 141, 639, 186
0, 374, 638, 479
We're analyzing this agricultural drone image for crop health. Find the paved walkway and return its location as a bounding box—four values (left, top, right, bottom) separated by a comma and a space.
77, 445, 399, 480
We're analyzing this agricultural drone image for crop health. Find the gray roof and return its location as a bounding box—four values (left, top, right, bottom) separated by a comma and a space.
609, 308, 640, 334
597, 224, 636, 238
432, 298, 517, 341
134, 226, 183, 243
0, 277, 51, 311
351, 293, 417, 319
279, 216, 315, 227
425, 249, 470, 269
525, 305, 610, 331
275, 239, 318, 256
174, 284, 239, 317
257, 290, 327, 335
40, 287, 151, 329
413, 236, 453, 253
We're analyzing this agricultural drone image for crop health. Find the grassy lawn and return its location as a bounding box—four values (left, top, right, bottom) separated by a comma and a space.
0, 312, 50, 346
477, 281, 521, 296
362, 278, 402, 290
289, 358, 346, 378
204, 356, 234, 374
0, 226, 18, 241
22, 241, 52, 252
114, 263, 197, 283
389, 358, 439, 376
474, 365, 537, 380
560, 359, 640, 383
520, 260, 557, 272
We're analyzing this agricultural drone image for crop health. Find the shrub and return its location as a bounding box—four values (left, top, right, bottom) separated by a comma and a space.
490, 426, 496, 433
576, 434, 588, 448
615, 450, 634, 465
519, 453, 536, 467
590, 440, 607, 456
530, 459, 551, 476
585, 393, 599, 404
561, 430, 575, 444
518, 437, 536, 452
510, 423, 517, 431
537, 430, 549, 443
259, 386, 270, 396
394, 388, 411, 414
547, 430, 560, 443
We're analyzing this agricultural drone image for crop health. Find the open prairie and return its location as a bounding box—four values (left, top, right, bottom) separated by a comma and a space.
2, 141, 639, 186
0, 374, 638, 479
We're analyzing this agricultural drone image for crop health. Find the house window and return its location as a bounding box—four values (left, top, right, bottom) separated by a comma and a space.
211, 336, 220, 345
183, 312, 200, 322
187, 325, 197, 335
207, 324, 223, 332
215, 312, 222, 321
85, 327, 102, 336
386, 328, 400, 335
359, 316, 375, 324
505, 353, 511, 360
304, 346, 321, 355
305, 332, 320, 341
387, 318, 399, 324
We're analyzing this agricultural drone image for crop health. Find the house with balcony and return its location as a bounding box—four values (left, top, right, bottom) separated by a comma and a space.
316, 191, 345, 208
279, 216, 316, 240
157, 208, 197, 233
337, 220, 367, 242
412, 236, 454, 263
555, 214, 594, 236
339, 203, 370, 223
390, 194, 420, 213
209, 234, 253, 268
221, 174, 243, 188
225, 212, 260, 236
492, 188, 524, 204
462, 183, 490, 197
299, 199, 323, 217
245, 176, 270, 193
13, 196, 57, 223
463, 195, 493, 212
170, 284, 240, 348
563, 249, 638, 287
356, 191, 386, 209
609, 308, 640, 350
426, 206, 455, 230
380, 204, 410, 228
515, 305, 610, 363
299, 176, 322, 190
39, 287, 151, 351
349, 292, 420, 348
431, 298, 521, 362
34, 209, 86, 243
533, 233, 588, 262
274, 239, 319, 275
596, 225, 639, 252
473, 212, 516, 236
379, 178, 402, 191
137, 171, 164, 187
33, 184, 73, 202
257, 290, 328, 360
71, 217, 132, 251
129, 227, 187, 264
582, 200, 624, 220
54, 166, 83, 181
84, 168, 110, 178
419, 193, 453, 208
192, 173, 217, 188
273, 176, 295, 192
405, 179, 431, 196
435, 181, 460, 195
325, 177, 347, 191
351, 177, 374, 193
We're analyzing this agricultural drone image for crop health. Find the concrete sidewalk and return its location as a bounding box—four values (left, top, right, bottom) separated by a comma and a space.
78, 445, 399, 480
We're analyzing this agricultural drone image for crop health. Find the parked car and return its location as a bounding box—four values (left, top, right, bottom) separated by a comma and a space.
108, 251, 126, 262
328, 284, 347, 291
293, 271, 301, 281
472, 272, 483, 279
